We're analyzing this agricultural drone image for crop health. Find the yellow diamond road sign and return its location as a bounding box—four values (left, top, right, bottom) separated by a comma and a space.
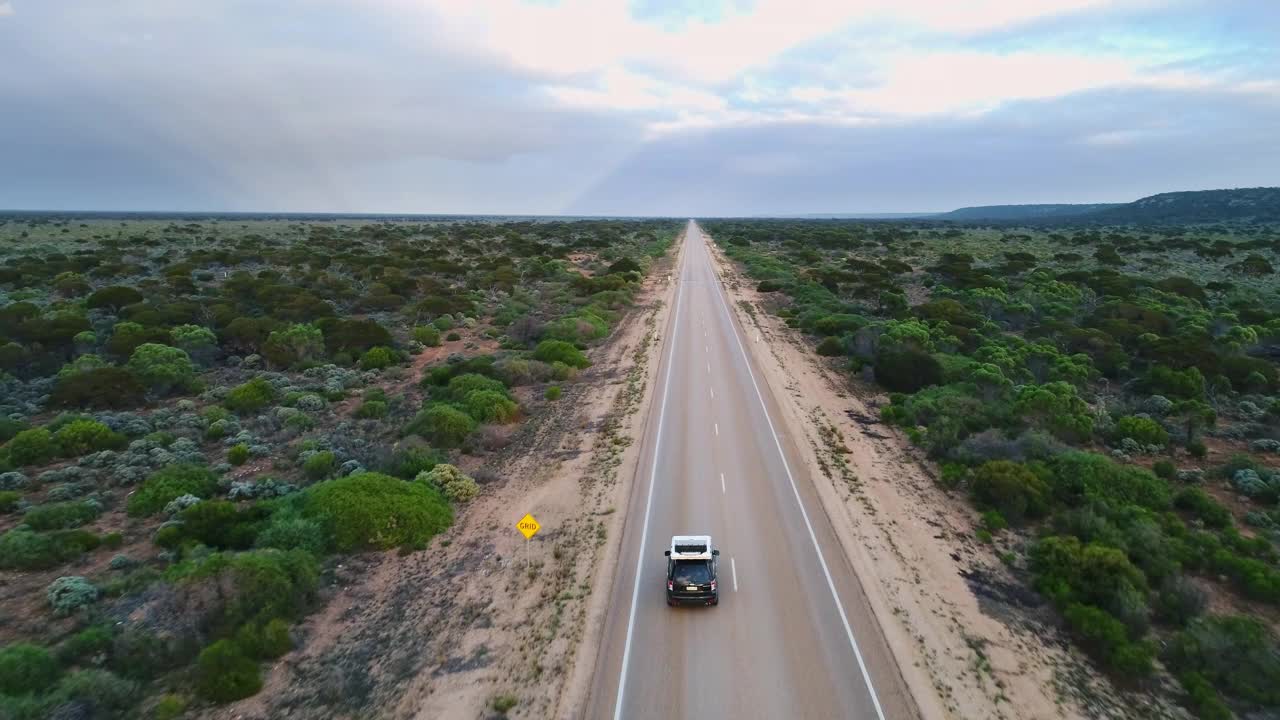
517, 513, 540, 540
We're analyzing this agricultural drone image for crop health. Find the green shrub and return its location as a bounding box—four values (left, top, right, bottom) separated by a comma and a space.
1114, 415, 1169, 447
5, 427, 56, 466
48, 367, 147, 409
815, 336, 845, 356
24, 500, 100, 531
358, 346, 397, 370
56, 625, 113, 665
417, 464, 480, 502
303, 450, 335, 480
255, 509, 330, 555
1152, 459, 1176, 480
179, 500, 263, 550
1187, 439, 1207, 458
1063, 603, 1153, 676
54, 419, 126, 456
0, 491, 18, 513
87, 285, 143, 312
228, 443, 250, 466
153, 694, 189, 720
263, 323, 325, 367
127, 464, 218, 517
414, 326, 442, 347
1165, 615, 1280, 707
544, 385, 562, 401
225, 377, 277, 414
1048, 451, 1171, 510
0, 418, 27, 443
127, 343, 197, 395
1173, 487, 1231, 529
0, 642, 61, 695
0, 528, 100, 570
50, 669, 139, 715
1031, 535, 1148, 615
1177, 672, 1231, 720
404, 404, 476, 448
874, 348, 943, 392
385, 447, 445, 479
433, 315, 455, 331
446, 331, 461, 341
492, 694, 519, 713
235, 618, 292, 660
355, 400, 388, 419
1153, 575, 1207, 626
970, 461, 1050, 525
532, 339, 590, 368
304, 472, 452, 551
464, 390, 519, 423
194, 639, 262, 702
178, 549, 319, 635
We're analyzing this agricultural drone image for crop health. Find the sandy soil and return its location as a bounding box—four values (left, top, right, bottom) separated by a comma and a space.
703, 239, 1188, 720
200, 241, 681, 720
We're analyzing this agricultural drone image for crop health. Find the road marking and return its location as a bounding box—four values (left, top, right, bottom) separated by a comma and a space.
705, 224, 888, 720
705, 344, 709, 354
720, 472, 725, 494
706, 361, 711, 374
613, 231, 687, 720
709, 387, 715, 400
731, 556, 738, 592
714, 422, 719, 436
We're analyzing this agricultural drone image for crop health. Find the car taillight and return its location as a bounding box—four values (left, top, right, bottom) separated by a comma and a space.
710, 580, 717, 592
667, 580, 673, 591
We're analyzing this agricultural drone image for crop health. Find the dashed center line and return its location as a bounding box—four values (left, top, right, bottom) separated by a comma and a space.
731, 556, 738, 592
714, 422, 719, 436
720, 472, 725, 494
709, 387, 715, 400
706, 361, 711, 374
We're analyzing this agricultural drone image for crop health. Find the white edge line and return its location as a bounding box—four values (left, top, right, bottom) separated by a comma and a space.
720, 472, 726, 494
731, 556, 738, 592
704, 224, 888, 720
612, 230, 686, 720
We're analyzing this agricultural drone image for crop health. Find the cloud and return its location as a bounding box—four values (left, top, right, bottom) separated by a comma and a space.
0, 0, 1274, 213
0, 2, 13, 17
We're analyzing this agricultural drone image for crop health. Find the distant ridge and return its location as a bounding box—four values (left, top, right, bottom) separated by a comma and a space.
934, 203, 1120, 221
931, 187, 1280, 224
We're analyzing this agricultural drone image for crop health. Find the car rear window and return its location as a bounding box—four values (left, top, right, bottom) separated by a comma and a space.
672, 560, 712, 585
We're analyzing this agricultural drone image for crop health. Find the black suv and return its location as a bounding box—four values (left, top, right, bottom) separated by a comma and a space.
665, 535, 719, 606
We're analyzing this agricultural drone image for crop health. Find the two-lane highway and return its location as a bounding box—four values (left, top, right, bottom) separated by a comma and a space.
584, 222, 916, 719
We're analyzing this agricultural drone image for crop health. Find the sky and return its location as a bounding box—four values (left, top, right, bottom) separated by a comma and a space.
0, 0, 1277, 215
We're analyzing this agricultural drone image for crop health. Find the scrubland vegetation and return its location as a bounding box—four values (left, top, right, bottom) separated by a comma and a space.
707, 218, 1280, 718
0, 214, 675, 717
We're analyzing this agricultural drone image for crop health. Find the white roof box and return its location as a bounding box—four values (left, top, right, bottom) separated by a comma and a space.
669, 535, 713, 559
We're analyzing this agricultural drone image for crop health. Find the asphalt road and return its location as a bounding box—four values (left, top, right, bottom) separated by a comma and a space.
583, 222, 916, 719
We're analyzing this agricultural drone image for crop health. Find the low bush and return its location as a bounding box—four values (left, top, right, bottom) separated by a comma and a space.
0, 642, 60, 695
359, 346, 397, 370
127, 343, 197, 395
385, 446, 445, 479
969, 461, 1050, 525
355, 400, 388, 419
49, 668, 138, 716
0, 528, 100, 570
46, 575, 99, 615
225, 377, 277, 414
194, 639, 262, 702
24, 500, 100, 531
228, 443, 250, 466
1173, 487, 1231, 529
305, 472, 452, 551
464, 390, 519, 423
127, 464, 218, 517
545, 385, 562, 401
255, 507, 330, 555
816, 336, 845, 356
874, 348, 943, 393
532, 339, 590, 368
417, 464, 480, 502
1063, 603, 1154, 676
303, 451, 335, 480
54, 419, 126, 456
1165, 615, 1280, 708
404, 404, 476, 448
6, 428, 56, 466
1113, 415, 1169, 447
235, 618, 292, 660
1152, 459, 1176, 480
413, 326, 441, 346
0, 491, 18, 513
179, 500, 264, 549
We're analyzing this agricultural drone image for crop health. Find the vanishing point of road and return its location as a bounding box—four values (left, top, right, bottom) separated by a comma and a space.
584, 221, 918, 719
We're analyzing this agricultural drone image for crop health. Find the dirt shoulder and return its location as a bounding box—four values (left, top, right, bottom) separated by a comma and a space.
199, 242, 682, 720
704, 237, 1170, 720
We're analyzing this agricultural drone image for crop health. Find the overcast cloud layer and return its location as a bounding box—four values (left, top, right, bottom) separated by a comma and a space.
1, 0, 1277, 215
